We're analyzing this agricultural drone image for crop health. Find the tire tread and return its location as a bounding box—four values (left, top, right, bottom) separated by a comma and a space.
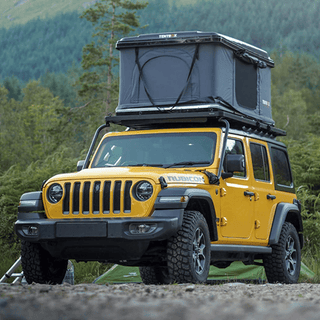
167, 211, 210, 283
21, 240, 67, 284
264, 222, 301, 284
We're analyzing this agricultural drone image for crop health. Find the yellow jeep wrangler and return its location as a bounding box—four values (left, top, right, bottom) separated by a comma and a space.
15, 112, 302, 285
15, 32, 303, 284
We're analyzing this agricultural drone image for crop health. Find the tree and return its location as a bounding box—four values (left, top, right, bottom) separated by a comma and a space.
271, 51, 320, 115
40, 71, 78, 108
0, 148, 83, 258
271, 86, 308, 140
0, 81, 74, 172
78, 0, 148, 117
3, 76, 23, 101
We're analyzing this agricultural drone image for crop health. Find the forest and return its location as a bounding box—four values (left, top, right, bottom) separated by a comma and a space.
1, 0, 320, 81
1, 0, 320, 281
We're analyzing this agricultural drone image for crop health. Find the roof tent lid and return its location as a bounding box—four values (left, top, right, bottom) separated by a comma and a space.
116, 31, 274, 67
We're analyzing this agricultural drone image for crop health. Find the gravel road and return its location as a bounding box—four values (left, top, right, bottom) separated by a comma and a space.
1, 282, 320, 320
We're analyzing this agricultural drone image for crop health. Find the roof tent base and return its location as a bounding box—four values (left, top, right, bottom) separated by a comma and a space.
105, 107, 286, 138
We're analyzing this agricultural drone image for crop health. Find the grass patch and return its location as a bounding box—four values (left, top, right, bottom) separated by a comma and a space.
72, 261, 112, 284
300, 250, 320, 283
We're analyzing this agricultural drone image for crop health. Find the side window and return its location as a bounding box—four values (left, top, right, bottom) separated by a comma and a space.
270, 147, 293, 188
225, 139, 246, 177
250, 143, 270, 182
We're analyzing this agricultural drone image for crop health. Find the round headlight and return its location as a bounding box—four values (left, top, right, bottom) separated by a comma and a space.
134, 181, 153, 201
47, 183, 63, 203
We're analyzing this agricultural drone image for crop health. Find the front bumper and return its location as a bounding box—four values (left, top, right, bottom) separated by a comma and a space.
15, 213, 182, 242
14, 210, 183, 262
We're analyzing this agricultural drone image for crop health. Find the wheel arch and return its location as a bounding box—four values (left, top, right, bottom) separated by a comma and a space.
269, 202, 303, 248
185, 196, 218, 242
154, 188, 218, 242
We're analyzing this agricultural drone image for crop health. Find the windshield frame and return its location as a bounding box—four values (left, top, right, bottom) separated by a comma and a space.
90, 130, 218, 169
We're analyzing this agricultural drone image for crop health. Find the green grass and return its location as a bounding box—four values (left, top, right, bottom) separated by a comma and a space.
73, 261, 112, 284
300, 251, 320, 283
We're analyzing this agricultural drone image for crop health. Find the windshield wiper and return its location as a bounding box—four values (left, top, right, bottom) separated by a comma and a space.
127, 163, 164, 167
164, 161, 210, 169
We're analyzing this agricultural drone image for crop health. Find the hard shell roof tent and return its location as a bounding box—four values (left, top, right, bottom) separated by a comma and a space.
115, 31, 275, 126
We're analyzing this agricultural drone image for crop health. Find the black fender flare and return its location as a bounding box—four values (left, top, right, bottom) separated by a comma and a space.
153, 188, 218, 241
18, 191, 44, 213
269, 202, 303, 248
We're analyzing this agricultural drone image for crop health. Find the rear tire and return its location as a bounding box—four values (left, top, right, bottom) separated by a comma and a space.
167, 211, 211, 284
139, 266, 171, 284
264, 222, 301, 284
21, 240, 68, 284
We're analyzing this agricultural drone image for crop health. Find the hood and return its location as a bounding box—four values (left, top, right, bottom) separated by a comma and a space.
44, 167, 216, 187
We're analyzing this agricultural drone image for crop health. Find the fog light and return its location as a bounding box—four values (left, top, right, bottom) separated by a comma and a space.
22, 226, 39, 236
129, 223, 157, 234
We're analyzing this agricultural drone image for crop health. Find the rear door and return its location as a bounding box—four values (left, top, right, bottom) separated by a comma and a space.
268, 144, 296, 204
248, 139, 276, 240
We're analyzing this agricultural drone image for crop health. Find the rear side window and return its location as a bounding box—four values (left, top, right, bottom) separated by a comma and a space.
270, 147, 294, 191
250, 143, 270, 182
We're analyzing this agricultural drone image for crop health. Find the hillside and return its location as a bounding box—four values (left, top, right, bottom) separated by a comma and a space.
1, 0, 92, 29
1, 0, 320, 82
0, 0, 197, 29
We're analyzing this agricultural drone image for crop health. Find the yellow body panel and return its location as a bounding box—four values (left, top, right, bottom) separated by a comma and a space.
213, 134, 296, 247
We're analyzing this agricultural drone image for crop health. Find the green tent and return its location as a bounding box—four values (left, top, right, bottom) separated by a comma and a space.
94, 261, 314, 284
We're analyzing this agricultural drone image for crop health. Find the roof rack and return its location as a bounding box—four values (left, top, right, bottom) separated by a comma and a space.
105, 109, 286, 138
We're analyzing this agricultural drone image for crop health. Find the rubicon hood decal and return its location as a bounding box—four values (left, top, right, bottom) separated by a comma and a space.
164, 174, 205, 184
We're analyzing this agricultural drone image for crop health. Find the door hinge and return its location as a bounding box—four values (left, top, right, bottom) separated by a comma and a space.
220, 217, 227, 226
220, 188, 227, 197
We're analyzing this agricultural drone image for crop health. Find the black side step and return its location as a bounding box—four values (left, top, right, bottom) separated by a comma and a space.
211, 244, 272, 254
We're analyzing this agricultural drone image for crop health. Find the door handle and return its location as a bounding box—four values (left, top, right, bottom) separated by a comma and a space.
244, 191, 255, 197
267, 194, 276, 200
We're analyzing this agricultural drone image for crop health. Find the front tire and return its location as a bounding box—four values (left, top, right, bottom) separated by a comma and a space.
264, 222, 301, 283
167, 211, 211, 283
21, 240, 68, 284
139, 266, 171, 284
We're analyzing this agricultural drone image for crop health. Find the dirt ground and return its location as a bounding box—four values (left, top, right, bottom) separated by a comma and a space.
1, 282, 320, 320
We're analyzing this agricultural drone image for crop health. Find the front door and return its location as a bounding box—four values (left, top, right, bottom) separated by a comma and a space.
220, 137, 254, 239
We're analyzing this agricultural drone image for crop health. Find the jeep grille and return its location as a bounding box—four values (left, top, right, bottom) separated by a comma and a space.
62, 180, 132, 215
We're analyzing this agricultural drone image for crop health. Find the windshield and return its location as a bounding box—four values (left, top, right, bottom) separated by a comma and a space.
91, 132, 217, 168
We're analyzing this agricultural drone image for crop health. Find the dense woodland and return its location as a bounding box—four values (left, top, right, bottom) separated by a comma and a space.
1, 0, 320, 80
1, 0, 320, 277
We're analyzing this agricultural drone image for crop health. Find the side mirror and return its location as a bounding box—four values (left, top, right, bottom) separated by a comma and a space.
77, 160, 85, 172
222, 154, 245, 178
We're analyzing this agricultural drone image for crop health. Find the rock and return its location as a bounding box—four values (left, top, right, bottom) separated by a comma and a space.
185, 285, 195, 292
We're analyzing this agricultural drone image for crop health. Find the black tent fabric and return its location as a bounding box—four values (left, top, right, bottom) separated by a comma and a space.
116, 31, 275, 126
